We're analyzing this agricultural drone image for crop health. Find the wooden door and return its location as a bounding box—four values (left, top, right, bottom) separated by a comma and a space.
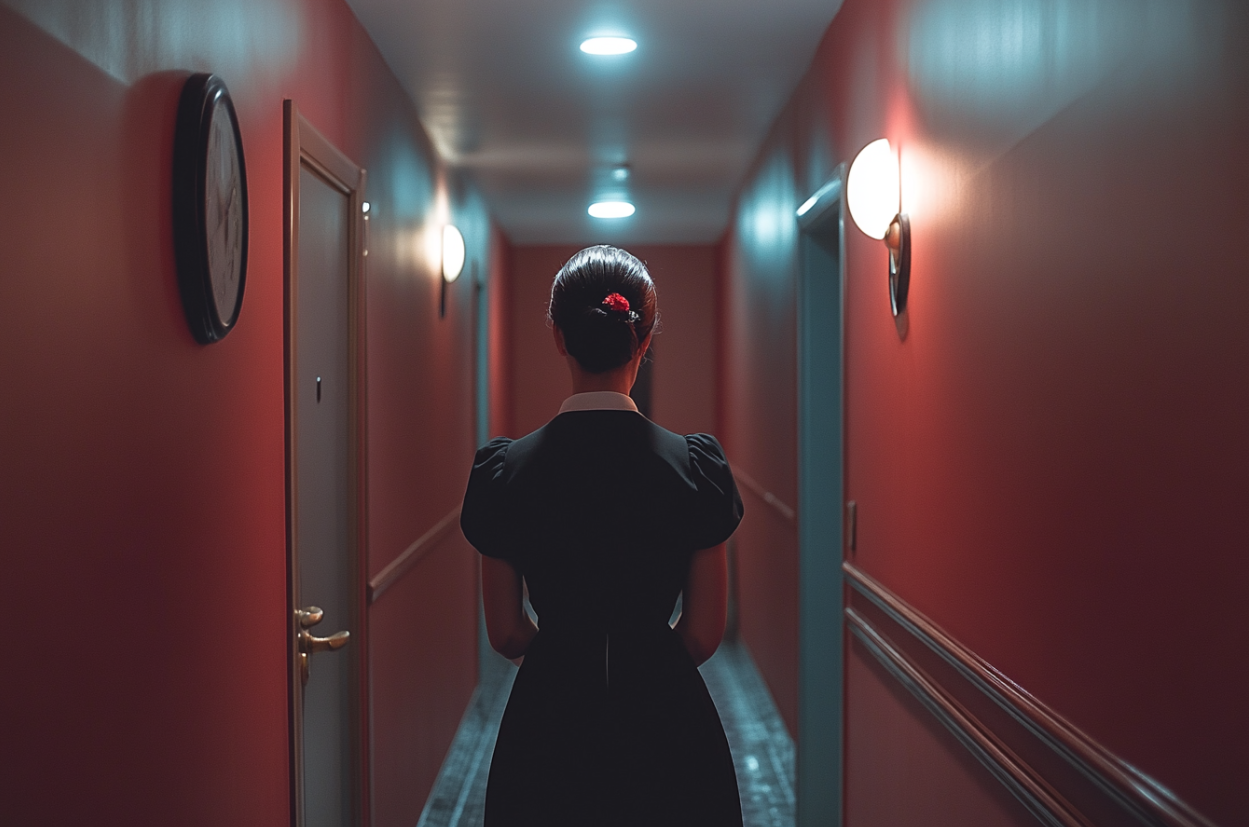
284, 100, 369, 827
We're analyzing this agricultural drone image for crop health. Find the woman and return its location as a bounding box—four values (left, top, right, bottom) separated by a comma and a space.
461, 245, 744, 827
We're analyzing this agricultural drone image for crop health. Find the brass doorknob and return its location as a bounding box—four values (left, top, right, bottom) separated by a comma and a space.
296, 606, 324, 628
300, 628, 350, 653
295, 606, 350, 685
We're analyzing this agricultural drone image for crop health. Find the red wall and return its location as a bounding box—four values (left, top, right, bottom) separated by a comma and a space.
488, 225, 515, 440
506, 245, 571, 437
505, 243, 720, 438
649, 245, 720, 437
0, 2, 487, 824
724, 0, 1249, 823
844, 640, 1037, 827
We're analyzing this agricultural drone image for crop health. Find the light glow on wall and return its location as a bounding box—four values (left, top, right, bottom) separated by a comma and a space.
847, 139, 900, 240
422, 223, 442, 277
580, 37, 637, 55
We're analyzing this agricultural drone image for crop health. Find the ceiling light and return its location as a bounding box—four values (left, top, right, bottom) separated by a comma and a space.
588, 201, 635, 219
580, 37, 637, 55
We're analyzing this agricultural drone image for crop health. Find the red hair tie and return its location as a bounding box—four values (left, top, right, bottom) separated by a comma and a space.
602, 293, 630, 312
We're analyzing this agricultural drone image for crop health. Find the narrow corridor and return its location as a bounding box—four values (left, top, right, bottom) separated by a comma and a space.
4, 1, 1245, 825
417, 640, 795, 827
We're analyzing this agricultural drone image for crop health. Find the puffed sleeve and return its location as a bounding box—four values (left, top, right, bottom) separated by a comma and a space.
684, 433, 745, 550
460, 437, 514, 560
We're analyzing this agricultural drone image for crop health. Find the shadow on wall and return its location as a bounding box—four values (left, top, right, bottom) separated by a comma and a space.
121, 70, 190, 338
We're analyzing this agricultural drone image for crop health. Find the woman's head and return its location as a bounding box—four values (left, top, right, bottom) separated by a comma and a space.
549, 245, 658, 373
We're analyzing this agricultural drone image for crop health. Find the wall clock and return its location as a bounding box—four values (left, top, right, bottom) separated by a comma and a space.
173, 73, 248, 343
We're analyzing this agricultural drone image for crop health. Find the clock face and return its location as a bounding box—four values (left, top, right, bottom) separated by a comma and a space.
205, 102, 244, 326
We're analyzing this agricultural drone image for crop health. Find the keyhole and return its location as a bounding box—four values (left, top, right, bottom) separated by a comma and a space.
316, 376, 322, 403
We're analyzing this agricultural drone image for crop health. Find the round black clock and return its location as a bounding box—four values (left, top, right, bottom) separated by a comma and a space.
173, 73, 248, 344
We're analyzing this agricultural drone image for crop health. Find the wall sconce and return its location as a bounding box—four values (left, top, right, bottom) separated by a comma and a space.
440, 223, 465, 318
847, 138, 909, 317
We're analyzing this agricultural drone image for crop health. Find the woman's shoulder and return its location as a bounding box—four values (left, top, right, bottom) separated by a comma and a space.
631, 422, 731, 485
680, 432, 736, 489
462, 436, 515, 559
471, 435, 513, 476
627, 421, 730, 474
477, 434, 513, 455
682, 432, 728, 463
674, 431, 744, 548
469, 422, 556, 467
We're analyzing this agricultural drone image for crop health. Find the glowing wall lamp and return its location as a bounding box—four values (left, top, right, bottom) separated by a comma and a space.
442, 224, 465, 283
847, 138, 909, 316
440, 223, 465, 318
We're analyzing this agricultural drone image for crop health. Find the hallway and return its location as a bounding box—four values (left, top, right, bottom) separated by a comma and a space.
2, 1, 1247, 826
417, 640, 796, 827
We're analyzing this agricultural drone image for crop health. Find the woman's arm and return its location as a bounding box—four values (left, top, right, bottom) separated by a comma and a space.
674, 545, 728, 666
481, 555, 538, 660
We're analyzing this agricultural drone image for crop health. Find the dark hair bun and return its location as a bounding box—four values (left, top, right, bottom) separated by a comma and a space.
549, 246, 658, 373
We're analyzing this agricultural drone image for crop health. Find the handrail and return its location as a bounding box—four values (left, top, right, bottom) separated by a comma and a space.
845, 605, 1090, 827
732, 466, 796, 523
844, 562, 1220, 827
368, 506, 462, 603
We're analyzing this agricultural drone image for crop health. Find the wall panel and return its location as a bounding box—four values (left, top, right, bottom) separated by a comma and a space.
0, 2, 493, 823
368, 537, 477, 827
723, 0, 1248, 822
846, 639, 1040, 827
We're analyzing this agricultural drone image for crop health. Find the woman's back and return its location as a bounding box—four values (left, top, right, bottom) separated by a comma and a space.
462, 410, 744, 827
464, 409, 739, 631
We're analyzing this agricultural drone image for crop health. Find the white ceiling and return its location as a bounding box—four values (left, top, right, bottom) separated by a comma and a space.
346, 0, 844, 244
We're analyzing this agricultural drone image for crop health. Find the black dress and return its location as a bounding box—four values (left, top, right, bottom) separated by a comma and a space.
460, 409, 745, 827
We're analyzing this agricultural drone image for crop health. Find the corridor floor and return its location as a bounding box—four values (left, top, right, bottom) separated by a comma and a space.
415, 638, 796, 827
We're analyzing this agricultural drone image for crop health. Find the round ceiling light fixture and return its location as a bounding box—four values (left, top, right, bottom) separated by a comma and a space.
580, 36, 637, 55
588, 201, 635, 219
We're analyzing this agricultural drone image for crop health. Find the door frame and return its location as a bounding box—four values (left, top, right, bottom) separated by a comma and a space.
795, 164, 847, 827
283, 99, 370, 827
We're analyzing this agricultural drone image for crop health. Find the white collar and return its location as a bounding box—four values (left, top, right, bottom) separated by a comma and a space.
558, 391, 639, 414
